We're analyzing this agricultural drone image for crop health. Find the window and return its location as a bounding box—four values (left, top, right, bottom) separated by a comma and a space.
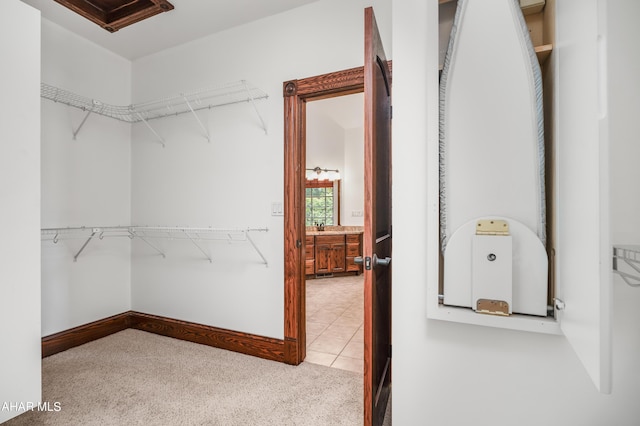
305, 180, 340, 226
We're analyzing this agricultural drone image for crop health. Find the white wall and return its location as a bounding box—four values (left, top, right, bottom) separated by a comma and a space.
130, 0, 390, 338
307, 107, 345, 176
307, 106, 344, 226
342, 126, 365, 226
609, 0, 640, 246
307, 97, 364, 227
40, 19, 132, 336
392, 0, 640, 425
0, 0, 41, 422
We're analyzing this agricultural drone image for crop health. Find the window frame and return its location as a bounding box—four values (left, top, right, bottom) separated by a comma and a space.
305, 179, 341, 226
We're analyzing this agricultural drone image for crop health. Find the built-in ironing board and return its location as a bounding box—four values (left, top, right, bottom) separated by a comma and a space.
440, 0, 548, 316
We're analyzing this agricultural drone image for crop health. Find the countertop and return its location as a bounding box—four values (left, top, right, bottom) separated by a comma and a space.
306, 226, 364, 236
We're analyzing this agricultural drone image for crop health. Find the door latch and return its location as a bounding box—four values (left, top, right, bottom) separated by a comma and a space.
354, 256, 372, 270
355, 255, 390, 270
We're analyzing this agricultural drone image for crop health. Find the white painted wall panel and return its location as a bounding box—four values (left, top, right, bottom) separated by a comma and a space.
307, 108, 345, 184
342, 126, 365, 226
0, 1, 41, 422
39, 19, 132, 336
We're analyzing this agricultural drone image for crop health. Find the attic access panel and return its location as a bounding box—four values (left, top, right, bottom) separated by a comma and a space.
54, 0, 174, 33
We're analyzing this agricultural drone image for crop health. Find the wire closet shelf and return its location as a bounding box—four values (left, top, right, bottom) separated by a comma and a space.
613, 245, 640, 287
41, 226, 269, 266
40, 80, 269, 143
40, 80, 268, 123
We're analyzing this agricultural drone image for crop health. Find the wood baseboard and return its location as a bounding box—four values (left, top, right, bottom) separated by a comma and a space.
42, 311, 286, 364
41, 312, 131, 358
129, 311, 285, 362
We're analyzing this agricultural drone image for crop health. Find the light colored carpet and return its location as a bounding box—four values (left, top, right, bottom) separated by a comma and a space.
5, 329, 373, 426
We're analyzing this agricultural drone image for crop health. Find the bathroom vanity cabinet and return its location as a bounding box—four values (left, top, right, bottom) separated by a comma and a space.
315, 235, 346, 274
305, 229, 363, 277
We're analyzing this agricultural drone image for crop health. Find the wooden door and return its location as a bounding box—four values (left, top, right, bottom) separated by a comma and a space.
363, 7, 392, 426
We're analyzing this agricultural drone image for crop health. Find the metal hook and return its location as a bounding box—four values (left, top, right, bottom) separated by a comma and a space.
53, 233, 59, 244
99, 231, 105, 240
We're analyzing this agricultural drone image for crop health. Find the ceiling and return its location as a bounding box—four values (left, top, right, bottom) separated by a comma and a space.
308, 93, 364, 131
20, 0, 321, 60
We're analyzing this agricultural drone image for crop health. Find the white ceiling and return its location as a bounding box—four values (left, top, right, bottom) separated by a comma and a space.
20, 0, 321, 60
308, 93, 364, 131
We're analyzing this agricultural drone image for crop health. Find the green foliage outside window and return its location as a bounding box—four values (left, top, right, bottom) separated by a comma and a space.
306, 186, 334, 226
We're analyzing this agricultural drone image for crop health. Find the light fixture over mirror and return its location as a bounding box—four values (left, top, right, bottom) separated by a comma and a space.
306, 166, 340, 181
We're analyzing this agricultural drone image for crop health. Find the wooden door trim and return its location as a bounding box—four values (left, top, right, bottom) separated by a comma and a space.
283, 66, 365, 365
283, 63, 391, 365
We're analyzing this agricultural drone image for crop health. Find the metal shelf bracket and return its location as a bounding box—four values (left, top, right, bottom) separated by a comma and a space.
73, 228, 99, 261
183, 230, 213, 263
72, 109, 93, 140
613, 245, 640, 287
129, 228, 166, 258
242, 80, 268, 135
183, 95, 210, 142
246, 231, 268, 267
133, 110, 165, 147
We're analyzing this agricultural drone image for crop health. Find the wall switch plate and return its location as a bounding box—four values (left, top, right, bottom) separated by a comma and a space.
271, 202, 284, 216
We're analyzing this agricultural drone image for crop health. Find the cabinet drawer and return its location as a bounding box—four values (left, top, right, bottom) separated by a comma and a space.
346, 244, 360, 257
305, 245, 314, 258
315, 234, 345, 245
305, 259, 315, 275
346, 234, 361, 243
305, 235, 315, 245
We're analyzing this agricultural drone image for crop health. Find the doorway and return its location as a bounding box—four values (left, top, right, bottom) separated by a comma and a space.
283, 10, 392, 421
282, 66, 367, 367
304, 93, 365, 372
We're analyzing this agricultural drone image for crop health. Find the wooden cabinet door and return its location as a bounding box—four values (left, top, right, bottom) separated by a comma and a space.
314, 235, 346, 274
315, 242, 331, 273
330, 241, 346, 272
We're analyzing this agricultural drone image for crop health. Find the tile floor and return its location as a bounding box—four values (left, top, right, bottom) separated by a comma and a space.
304, 274, 364, 374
